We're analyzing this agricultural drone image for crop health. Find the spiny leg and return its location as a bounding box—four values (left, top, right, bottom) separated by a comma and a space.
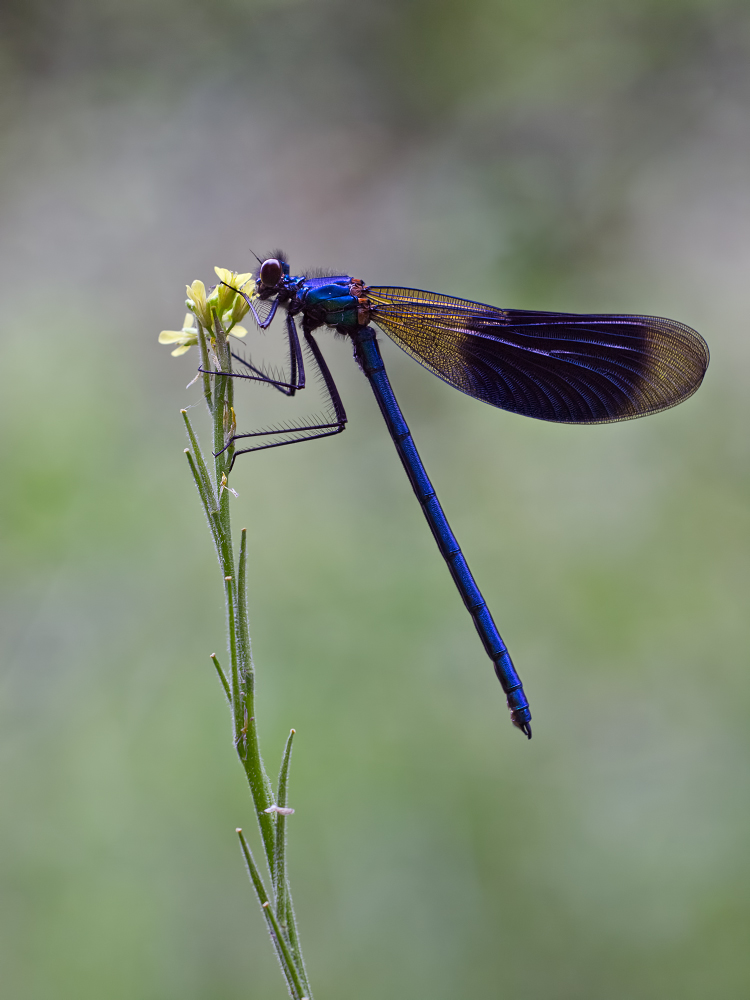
223, 313, 307, 395
201, 282, 299, 392
219, 279, 280, 331
221, 327, 347, 470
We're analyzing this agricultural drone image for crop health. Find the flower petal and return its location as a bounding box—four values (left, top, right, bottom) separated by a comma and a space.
235, 272, 254, 290
186, 279, 207, 303
186, 279, 211, 327
171, 344, 192, 356
159, 330, 184, 343
231, 325, 248, 338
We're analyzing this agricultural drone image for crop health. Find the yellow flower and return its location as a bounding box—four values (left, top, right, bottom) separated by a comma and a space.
210, 267, 256, 326
159, 314, 199, 356
185, 279, 212, 328
172, 271, 253, 353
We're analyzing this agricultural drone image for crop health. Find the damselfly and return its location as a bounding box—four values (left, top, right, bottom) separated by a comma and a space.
209, 253, 709, 738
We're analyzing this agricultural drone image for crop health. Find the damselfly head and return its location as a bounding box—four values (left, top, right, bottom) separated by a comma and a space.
259, 258, 284, 288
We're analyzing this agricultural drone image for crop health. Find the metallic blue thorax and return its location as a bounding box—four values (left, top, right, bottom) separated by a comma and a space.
289, 275, 361, 331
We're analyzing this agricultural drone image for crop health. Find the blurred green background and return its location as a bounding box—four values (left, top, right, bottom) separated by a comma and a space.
1, 1, 749, 997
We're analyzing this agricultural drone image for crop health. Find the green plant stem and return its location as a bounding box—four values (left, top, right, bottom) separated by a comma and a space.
237, 529, 253, 697
196, 322, 213, 412
236, 526, 275, 851
181, 309, 312, 1000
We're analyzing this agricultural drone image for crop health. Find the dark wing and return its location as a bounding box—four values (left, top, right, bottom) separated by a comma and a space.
366, 286, 709, 423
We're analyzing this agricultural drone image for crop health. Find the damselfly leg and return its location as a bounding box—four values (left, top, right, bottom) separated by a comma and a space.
223, 313, 306, 395
212, 314, 347, 470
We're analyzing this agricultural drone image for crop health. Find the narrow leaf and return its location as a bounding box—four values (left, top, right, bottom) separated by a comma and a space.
262, 901, 307, 1000
184, 449, 222, 552
273, 730, 308, 987
274, 729, 296, 893
210, 653, 231, 702
181, 409, 218, 513
237, 827, 270, 906
237, 830, 305, 1000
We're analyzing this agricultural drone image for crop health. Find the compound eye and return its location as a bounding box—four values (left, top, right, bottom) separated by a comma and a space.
259, 258, 283, 287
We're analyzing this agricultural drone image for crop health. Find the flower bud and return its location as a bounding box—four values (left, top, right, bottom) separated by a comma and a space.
185, 280, 211, 329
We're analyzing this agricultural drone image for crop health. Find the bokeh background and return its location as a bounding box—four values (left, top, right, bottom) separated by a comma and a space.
1, 1, 749, 997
